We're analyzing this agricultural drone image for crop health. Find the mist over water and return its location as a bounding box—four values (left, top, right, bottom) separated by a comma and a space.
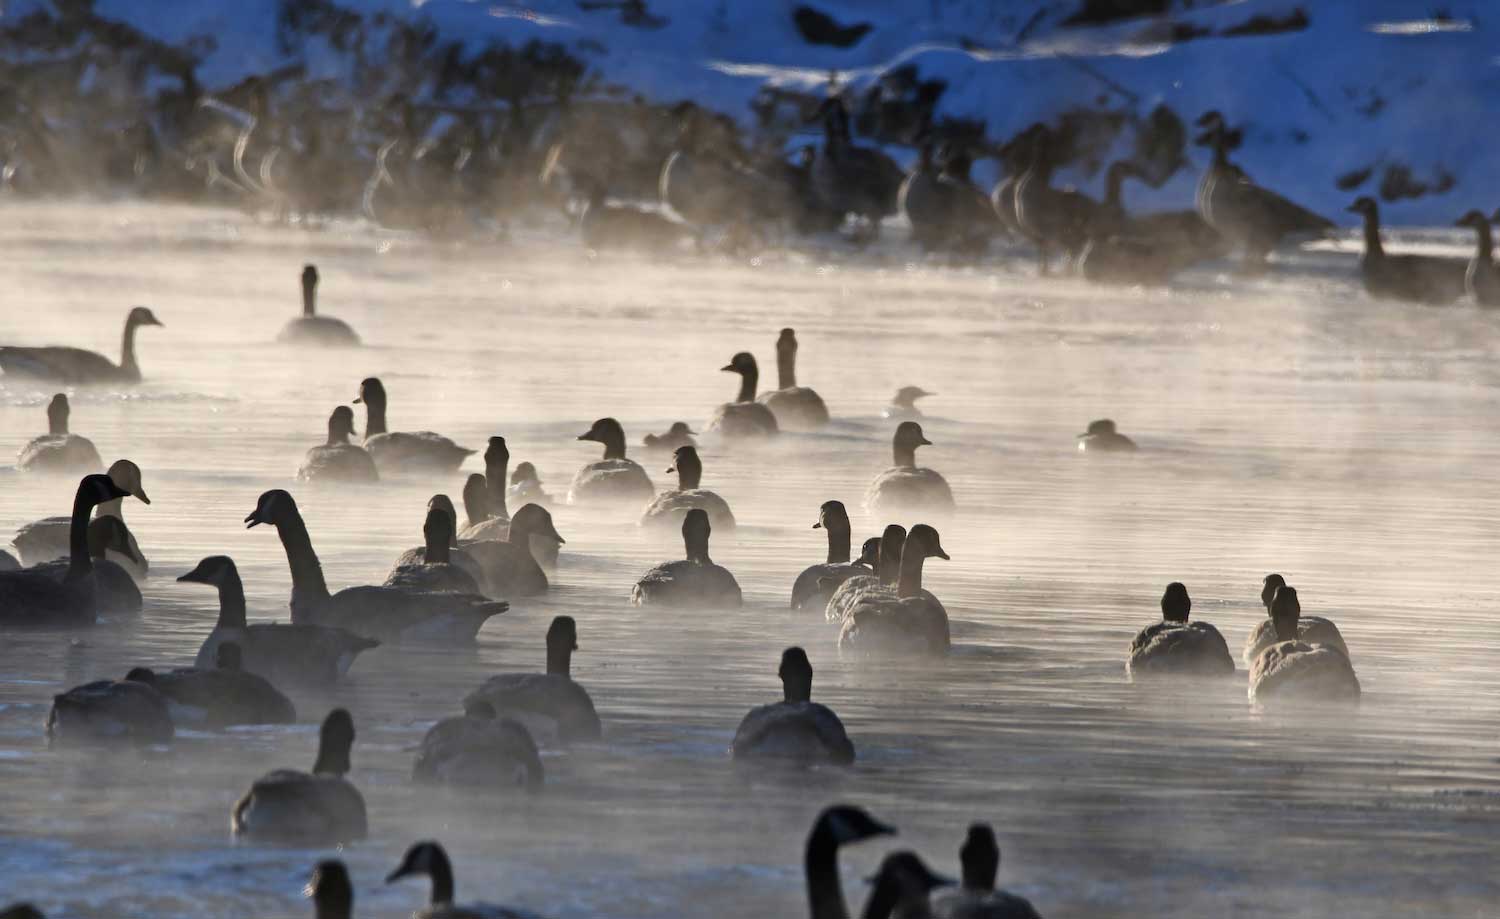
1, 201, 1498, 917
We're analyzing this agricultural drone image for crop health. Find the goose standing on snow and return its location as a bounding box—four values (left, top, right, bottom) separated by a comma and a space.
570, 417, 655, 505
245, 489, 508, 644
1013, 127, 1104, 274
412, 701, 544, 790
642, 421, 697, 453
1075, 419, 1136, 453
123, 643, 297, 727
13, 458, 150, 575
883, 386, 934, 421
298, 406, 377, 483
1456, 209, 1500, 306
730, 647, 855, 765
865, 422, 955, 516
0, 305, 163, 384
387, 841, 548, 919
178, 555, 379, 687
791, 500, 874, 611
1248, 586, 1360, 706
354, 377, 474, 475
757, 328, 830, 430
838, 523, 951, 657
464, 615, 603, 744
46, 673, 174, 747
1125, 582, 1234, 680
899, 143, 995, 255
31, 517, 143, 616
386, 504, 484, 595
233, 708, 368, 843
802, 805, 896, 919
930, 824, 1045, 919
810, 96, 904, 239
17, 394, 103, 473
640, 445, 736, 530
707, 352, 780, 439
279, 265, 360, 346
1243, 573, 1349, 665
632, 508, 742, 608
1347, 197, 1467, 304
825, 524, 907, 623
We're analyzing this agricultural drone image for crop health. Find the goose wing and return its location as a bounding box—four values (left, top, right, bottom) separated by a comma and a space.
0, 346, 123, 383
233, 770, 367, 841
149, 668, 297, 726
0, 568, 97, 628
199, 624, 379, 687
731, 700, 854, 764
321, 585, 507, 643
464, 673, 601, 741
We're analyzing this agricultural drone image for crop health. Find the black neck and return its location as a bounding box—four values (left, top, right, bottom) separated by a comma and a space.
302, 281, 316, 317
877, 540, 904, 585
782, 674, 812, 703
824, 522, 851, 565
858, 875, 901, 919
275, 510, 332, 604
893, 440, 918, 468
685, 532, 712, 565
777, 345, 797, 390
735, 368, 757, 404
425, 527, 451, 564
897, 548, 928, 599
546, 642, 572, 676
362, 398, 388, 436
327, 420, 350, 446
121, 316, 141, 376
427, 856, 456, 905
215, 573, 249, 629
599, 429, 627, 461
805, 825, 851, 919
65, 490, 95, 583
1361, 210, 1384, 257
1475, 221, 1494, 262
485, 459, 510, 520
675, 456, 702, 490
48, 406, 67, 435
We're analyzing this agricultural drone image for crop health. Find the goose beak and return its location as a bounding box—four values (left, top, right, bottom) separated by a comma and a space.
812, 521, 822, 529
384, 866, 413, 884
919, 436, 933, 446
131, 485, 151, 505
719, 364, 735, 372
244, 511, 265, 528
576, 432, 595, 442
934, 547, 951, 560
352, 396, 362, 404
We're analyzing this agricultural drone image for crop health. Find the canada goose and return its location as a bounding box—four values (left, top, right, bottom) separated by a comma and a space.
826, 525, 908, 623
17, 394, 103, 473
0, 474, 136, 629
862, 852, 955, 919
803, 805, 896, 919
810, 96, 904, 238
0, 551, 17, 572
1346, 197, 1467, 304
0, 306, 163, 383
865, 422, 955, 515
12, 458, 149, 575
508, 462, 552, 509
1248, 587, 1360, 706
642, 421, 698, 453
658, 105, 780, 231
456, 503, 563, 598
1075, 419, 1136, 453
706, 352, 780, 439
387, 841, 548, 919
791, 501, 874, 611
178, 555, 379, 687
245, 489, 508, 643
1243, 573, 1349, 665
930, 824, 1046, 919
279, 265, 360, 346
757, 328, 830, 430
413, 700, 545, 790
1125, 582, 1235, 680
579, 184, 689, 252
31, 517, 144, 616
731, 647, 854, 765
569, 417, 655, 505
899, 144, 995, 254
1456, 210, 1500, 306
464, 616, 602, 744
1080, 165, 1225, 286
124, 643, 296, 727
838, 524, 951, 656
632, 508, 742, 608
46, 674, 174, 747
640, 445, 736, 530
354, 377, 474, 474
883, 386, 934, 421
297, 406, 378, 483
233, 708, 368, 843
459, 437, 513, 539
305, 860, 354, 919
1013, 128, 1105, 274
386, 505, 483, 595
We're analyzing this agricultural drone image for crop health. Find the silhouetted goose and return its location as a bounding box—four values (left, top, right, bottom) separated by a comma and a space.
569, 417, 655, 505
0, 474, 134, 629
388, 841, 550, 919
865, 422, 955, 515
731, 647, 854, 765
298, 406, 378, 483
0, 551, 17, 572
862, 852, 955, 919
1243, 573, 1349, 665
632, 508, 742, 608
825, 525, 907, 623
413, 701, 544, 790
579, 185, 689, 252
706, 352, 780, 439
1075, 419, 1136, 453
464, 616, 602, 744
246, 489, 508, 644
456, 503, 562, 598
1248, 587, 1360, 706
355, 377, 474, 475
509, 462, 552, 509
0, 904, 45, 919
46, 674, 174, 747
279, 265, 360, 346
17, 394, 103, 473
459, 437, 513, 540
930, 824, 1046, 919
0, 305, 163, 383
883, 386, 935, 420
387, 505, 483, 595
657, 105, 779, 230
306, 861, 354, 919
640, 445, 736, 530
179, 555, 379, 687
791, 501, 874, 611
1456, 209, 1500, 306
838, 524, 951, 657
32, 517, 143, 616
811, 96, 904, 238
1347, 197, 1466, 304
1080, 166, 1224, 286
899, 145, 995, 254
803, 805, 896, 919
233, 708, 368, 843
1013, 129, 1104, 273
1126, 583, 1234, 680
643, 421, 698, 453
757, 328, 830, 430
13, 458, 149, 575
124, 643, 296, 727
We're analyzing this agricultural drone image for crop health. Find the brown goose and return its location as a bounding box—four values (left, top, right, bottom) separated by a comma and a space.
790, 501, 874, 611
1243, 573, 1349, 665
1125, 582, 1234, 680
930, 824, 1045, 919
756, 328, 831, 430
0, 306, 163, 384
354, 377, 474, 475
810, 96, 904, 238
640, 445, 736, 531
1348, 197, 1467, 304
124, 643, 297, 727
1013, 127, 1105, 274
232, 708, 367, 843
1248, 586, 1360, 706
412, 701, 544, 790
464, 615, 602, 744
570, 417, 655, 505
730, 647, 854, 765
632, 508, 741, 608
297, 406, 377, 483
706, 352, 780, 439
865, 422, 955, 515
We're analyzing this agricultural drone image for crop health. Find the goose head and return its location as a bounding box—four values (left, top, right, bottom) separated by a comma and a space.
352, 377, 386, 409
1346, 196, 1379, 218
1455, 210, 1489, 230
865, 852, 955, 906
86, 517, 143, 565
511, 461, 541, 485
682, 507, 713, 563
80, 472, 132, 508
1161, 582, 1191, 623
1270, 586, 1301, 642
423, 504, 455, 554
667, 445, 703, 489
577, 418, 627, 457
305, 860, 354, 919
244, 489, 298, 528
484, 435, 509, 470
858, 536, 882, 566
126, 306, 164, 330
311, 708, 355, 777
894, 421, 932, 450
178, 554, 239, 588
669, 421, 696, 436
814, 500, 850, 532
461, 474, 490, 524
1079, 419, 1118, 438
1260, 573, 1286, 611
386, 841, 455, 901
46, 393, 69, 434
777, 327, 798, 355
106, 459, 150, 504
327, 405, 357, 443
778, 646, 813, 703
546, 615, 578, 676
511, 503, 565, 545
720, 351, 759, 377
959, 823, 1000, 891
812, 804, 896, 847
907, 523, 950, 561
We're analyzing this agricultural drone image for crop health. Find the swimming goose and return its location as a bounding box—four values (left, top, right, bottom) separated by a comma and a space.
1075, 419, 1136, 453
1248, 587, 1360, 706
1243, 573, 1349, 665
1456, 210, 1500, 306
464, 616, 603, 744
1347, 197, 1467, 304
413, 700, 545, 790
459, 437, 513, 539
508, 462, 552, 509
17, 394, 103, 473
31, 517, 144, 616
930, 824, 1046, 919
456, 503, 563, 598
569, 417, 655, 505
791, 501, 874, 611
124, 643, 297, 727
731, 647, 855, 765
233, 708, 368, 843
306, 860, 354, 919
865, 422, 955, 516
757, 328, 831, 430
0, 474, 135, 629
354, 377, 475, 475
642, 422, 698, 453
883, 386, 934, 421
386, 505, 484, 595
279, 265, 360, 346
13, 458, 150, 575
810, 96, 904, 238
0, 305, 163, 383
245, 489, 508, 643
862, 852, 955, 919
45, 674, 174, 747
825, 525, 908, 623
1125, 582, 1235, 680
1013, 128, 1104, 274
631, 508, 742, 608
298, 406, 378, 483
803, 805, 896, 919
838, 524, 951, 657
640, 445, 736, 530
707, 352, 780, 439
178, 555, 379, 687
388, 840, 551, 919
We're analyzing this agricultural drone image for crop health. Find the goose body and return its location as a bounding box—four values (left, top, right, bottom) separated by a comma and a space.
756, 328, 830, 430
459, 504, 562, 598
900, 147, 997, 254
0, 306, 163, 384
632, 508, 741, 608
1248, 588, 1360, 706
791, 502, 872, 611
642, 422, 697, 453
1126, 583, 1235, 680
731, 647, 854, 765
838, 524, 951, 657
1080, 161, 1225, 286
387, 503, 484, 595
355, 377, 474, 475
640, 446, 736, 530
464, 616, 602, 744
17, 394, 103, 474
298, 406, 377, 483
31, 517, 143, 616
12, 458, 150, 575
1348, 197, 1466, 304
413, 706, 544, 790
459, 443, 563, 573
930, 824, 1046, 919
866, 422, 955, 515
1076, 419, 1136, 453
46, 676, 174, 747
1243, 573, 1349, 665
580, 190, 688, 252
387, 841, 553, 919
825, 525, 910, 624
233, 709, 368, 843
279, 265, 360, 346
1458, 210, 1500, 306
569, 417, 655, 505
707, 352, 779, 439
125, 644, 296, 727
1013, 131, 1104, 273
810, 97, 903, 232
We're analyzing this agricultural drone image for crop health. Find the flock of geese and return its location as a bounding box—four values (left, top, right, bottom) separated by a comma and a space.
2, 264, 1361, 919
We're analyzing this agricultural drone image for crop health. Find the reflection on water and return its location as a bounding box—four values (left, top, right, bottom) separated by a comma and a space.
1, 203, 1498, 918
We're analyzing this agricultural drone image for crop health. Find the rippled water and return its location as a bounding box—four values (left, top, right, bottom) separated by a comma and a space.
1, 202, 1498, 918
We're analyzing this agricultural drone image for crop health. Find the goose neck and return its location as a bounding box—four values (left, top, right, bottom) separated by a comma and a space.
302, 280, 317, 317
48, 406, 67, 436
424, 528, 451, 564
777, 342, 797, 390
120, 315, 142, 377
485, 464, 510, 521
599, 429, 628, 461
896, 550, 927, 598
546, 643, 572, 677
685, 533, 712, 565
893, 441, 919, 468
274, 509, 332, 606
1475, 221, 1494, 263
1361, 209, 1384, 258
805, 825, 851, 919
215, 574, 249, 629
735, 367, 758, 404
858, 873, 901, 919
361, 397, 388, 437
675, 458, 702, 491
65, 489, 95, 582
824, 522, 851, 565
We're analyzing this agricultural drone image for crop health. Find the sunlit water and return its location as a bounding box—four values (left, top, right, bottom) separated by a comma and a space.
1, 202, 1498, 918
